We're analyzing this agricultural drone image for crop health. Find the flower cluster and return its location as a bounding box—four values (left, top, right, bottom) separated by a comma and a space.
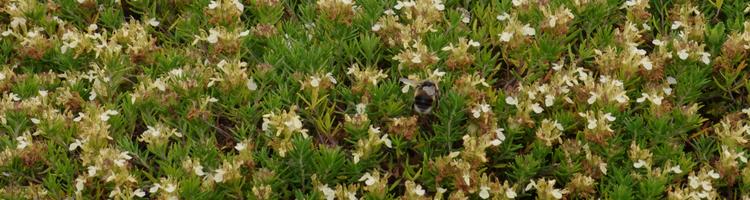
262, 107, 309, 157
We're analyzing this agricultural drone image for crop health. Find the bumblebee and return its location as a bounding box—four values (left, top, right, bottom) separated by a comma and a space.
401, 78, 439, 114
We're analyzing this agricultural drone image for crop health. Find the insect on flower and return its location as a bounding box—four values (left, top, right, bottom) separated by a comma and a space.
400, 78, 439, 115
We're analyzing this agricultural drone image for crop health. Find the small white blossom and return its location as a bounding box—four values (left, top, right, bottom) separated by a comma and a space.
134, 189, 146, 197
479, 185, 491, 199
633, 159, 646, 168
669, 165, 683, 174
499, 32, 513, 42
319, 184, 336, 200
497, 12, 510, 21
414, 184, 426, 196
147, 18, 160, 27
521, 24, 536, 36
677, 49, 689, 60
531, 103, 544, 114
671, 21, 683, 30
505, 96, 518, 106
247, 78, 258, 91
359, 173, 376, 186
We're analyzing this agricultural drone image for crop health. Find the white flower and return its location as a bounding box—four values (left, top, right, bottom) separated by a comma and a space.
149, 183, 161, 193
469, 39, 480, 47
147, 18, 160, 27
623, 0, 636, 7
73, 112, 85, 122
89, 90, 97, 101
359, 173, 376, 186
586, 119, 597, 129
671, 21, 683, 30
206, 30, 220, 44
414, 184, 426, 196
384, 9, 396, 15
480, 103, 491, 113
134, 189, 146, 197
505, 96, 518, 106
213, 169, 226, 183
9, 93, 20, 101
380, 134, 392, 148
411, 54, 422, 64
708, 170, 720, 179
633, 159, 646, 168
512, 0, 523, 6
599, 163, 608, 175
669, 165, 683, 174
69, 139, 83, 151
232, 0, 244, 12
640, 57, 653, 70
650, 95, 663, 105
164, 183, 177, 193
631, 46, 647, 56
193, 165, 206, 176
636, 93, 649, 103
75, 177, 86, 192
544, 95, 555, 107
87, 24, 98, 32
463, 174, 471, 186
16, 135, 30, 150
663, 87, 672, 95
587, 92, 599, 104
433, 0, 445, 10
0, 72, 5, 81
31, 118, 40, 124
319, 185, 336, 200
491, 128, 506, 146
604, 113, 616, 121
247, 78, 258, 91
531, 103, 544, 114
642, 23, 651, 31
524, 180, 536, 191
667, 76, 677, 85
700, 52, 711, 64
521, 24, 536, 36
506, 188, 517, 198
615, 92, 629, 103
371, 24, 382, 32
551, 189, 564, 199
325, 72, 337, 84
234, 142, 246, 151
352, 153, 361, 164
652, 39, 664, 46
114, 152, 131, 167
471, 108, 482, 118
497, 12, 510, 21
88, 166, 99, 177
154, 78, 167, 91
208, 1, 219, 9
548, 15, 558, 27
238, 30, 250, 37
310, 77, 321, 87
479, 185, 491, 199
677, 49, 689, 60
499, 31, 513, 42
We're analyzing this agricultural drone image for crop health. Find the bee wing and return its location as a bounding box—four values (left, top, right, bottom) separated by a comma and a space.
422, 85, 437, 96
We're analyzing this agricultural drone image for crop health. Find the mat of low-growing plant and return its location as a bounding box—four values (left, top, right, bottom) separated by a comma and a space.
2, 0, 750, 199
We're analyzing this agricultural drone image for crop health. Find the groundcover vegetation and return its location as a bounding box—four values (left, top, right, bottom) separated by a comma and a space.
3, 0, 750, 199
